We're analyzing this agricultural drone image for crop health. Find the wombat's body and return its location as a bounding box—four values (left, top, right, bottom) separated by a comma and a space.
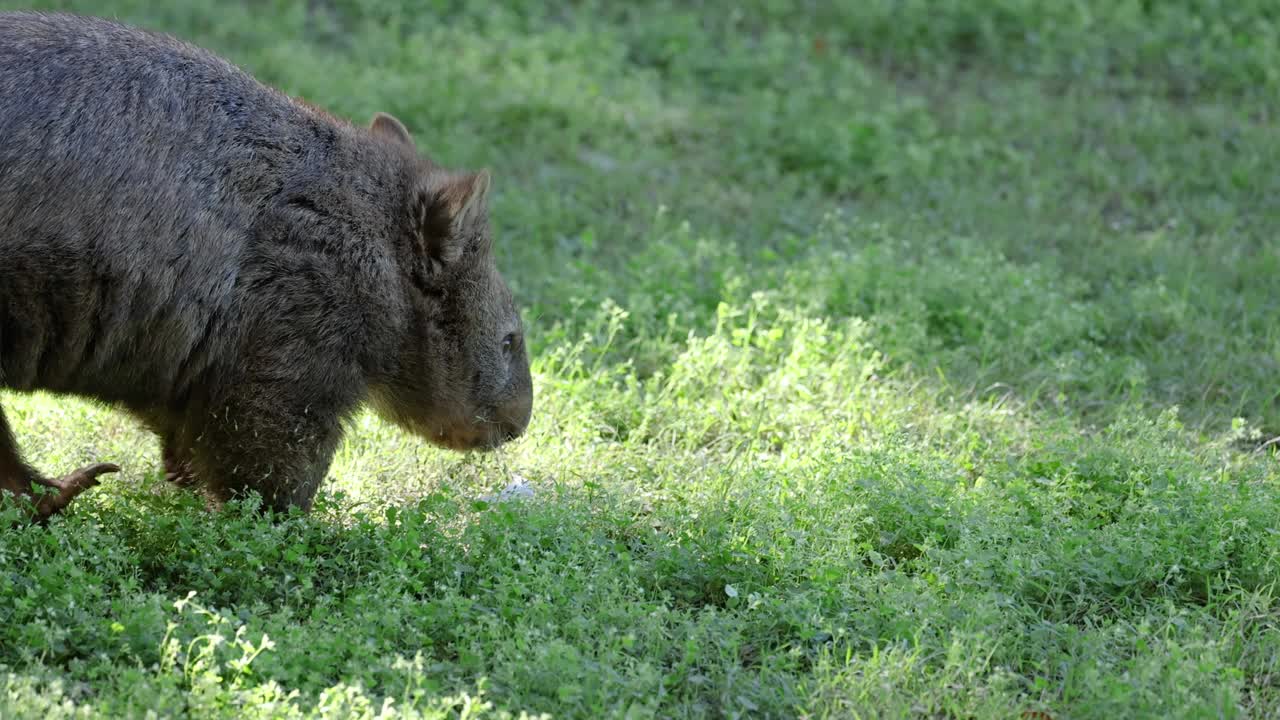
0, 12, 532, 519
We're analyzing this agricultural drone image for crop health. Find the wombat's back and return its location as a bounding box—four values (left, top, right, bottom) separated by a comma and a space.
0, 12, 346, 404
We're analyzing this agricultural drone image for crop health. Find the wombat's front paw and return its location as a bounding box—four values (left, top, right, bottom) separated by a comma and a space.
162, 448, 197, 487
32, 462, 119, 520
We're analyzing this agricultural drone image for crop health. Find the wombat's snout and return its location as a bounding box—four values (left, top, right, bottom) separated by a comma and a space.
447, 391, 531, 452
468, 418, 526, 452
493, 390, 533, 445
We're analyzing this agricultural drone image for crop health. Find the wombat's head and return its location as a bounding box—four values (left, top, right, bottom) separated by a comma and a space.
367, 113, 533, 452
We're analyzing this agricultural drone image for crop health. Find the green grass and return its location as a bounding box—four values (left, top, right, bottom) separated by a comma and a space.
2, 1, 1279, 717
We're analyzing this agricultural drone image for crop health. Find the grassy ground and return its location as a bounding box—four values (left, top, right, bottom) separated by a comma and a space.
2, 1, 1279, 717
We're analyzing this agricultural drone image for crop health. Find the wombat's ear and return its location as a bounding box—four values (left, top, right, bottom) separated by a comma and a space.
370, 112, 415, 149
412, 170, 491, 268
439, 170, 491, 235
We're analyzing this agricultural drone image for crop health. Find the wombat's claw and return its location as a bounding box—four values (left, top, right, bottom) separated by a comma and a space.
163, 459, 197, 487
33, 462, 119, 519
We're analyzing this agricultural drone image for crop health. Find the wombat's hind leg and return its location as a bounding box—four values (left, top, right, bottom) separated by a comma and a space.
28, 463, 119, 519
0, 405, 118, 522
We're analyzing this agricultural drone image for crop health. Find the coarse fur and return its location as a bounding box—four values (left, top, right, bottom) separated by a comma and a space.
0, 12, 533, 519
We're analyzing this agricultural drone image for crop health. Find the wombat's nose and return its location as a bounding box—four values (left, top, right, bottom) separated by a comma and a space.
480, 419, 524, 450
497, 412, 528, 443
495, 389, 532, 444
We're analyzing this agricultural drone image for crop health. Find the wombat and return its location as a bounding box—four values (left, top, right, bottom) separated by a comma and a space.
0, 12, 533, 521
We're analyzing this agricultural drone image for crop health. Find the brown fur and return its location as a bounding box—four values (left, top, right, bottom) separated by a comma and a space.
0, 12, 533, 520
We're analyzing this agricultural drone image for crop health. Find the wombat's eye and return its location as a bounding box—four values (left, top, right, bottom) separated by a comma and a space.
502, 333, 516, 353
